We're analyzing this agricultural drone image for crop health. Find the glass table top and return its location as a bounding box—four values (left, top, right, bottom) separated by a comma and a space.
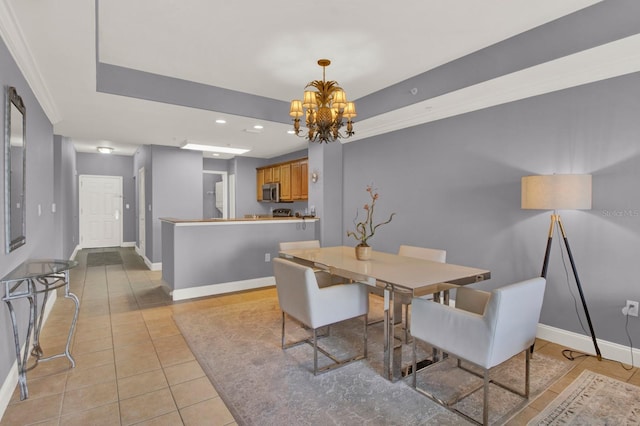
1, 259, 79, 283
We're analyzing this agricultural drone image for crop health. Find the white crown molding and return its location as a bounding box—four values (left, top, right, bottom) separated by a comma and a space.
0, 0, 61, 123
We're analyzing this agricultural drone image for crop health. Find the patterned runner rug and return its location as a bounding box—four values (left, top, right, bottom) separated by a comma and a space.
174, 294, 575, 425
528, 370, 640, 425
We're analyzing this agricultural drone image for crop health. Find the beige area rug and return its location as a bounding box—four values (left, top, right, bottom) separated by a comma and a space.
528, 370, 640, 425
174, 295, 575, 425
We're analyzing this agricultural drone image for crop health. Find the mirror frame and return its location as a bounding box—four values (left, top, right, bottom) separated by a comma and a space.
4, 86, 26, 252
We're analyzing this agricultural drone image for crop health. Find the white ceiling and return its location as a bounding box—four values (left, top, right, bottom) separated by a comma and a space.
3, 0, 639, 159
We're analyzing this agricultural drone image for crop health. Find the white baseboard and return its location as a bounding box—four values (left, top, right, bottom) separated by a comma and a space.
0, 360, 18, 420
70, 244, 81, 261
0, 291, 57, 419
537, 323, 639, 365
171, 277, 275, 301
134, 245, 161, 271
121, 241, 136, 247
146, 259, 161, 271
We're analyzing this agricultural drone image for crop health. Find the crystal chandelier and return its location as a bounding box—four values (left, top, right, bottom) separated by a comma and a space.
289, 59, 356, 143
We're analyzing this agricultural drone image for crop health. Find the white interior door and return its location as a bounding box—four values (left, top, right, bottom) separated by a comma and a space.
79, 175, 123, 248
138, 167, 146, 255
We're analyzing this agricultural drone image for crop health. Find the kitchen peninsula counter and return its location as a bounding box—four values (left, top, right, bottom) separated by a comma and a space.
160, 217, 319, 300
161, 217, 318, 224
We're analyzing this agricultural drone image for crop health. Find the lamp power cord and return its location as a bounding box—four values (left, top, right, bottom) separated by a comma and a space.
554, 225, 636, 370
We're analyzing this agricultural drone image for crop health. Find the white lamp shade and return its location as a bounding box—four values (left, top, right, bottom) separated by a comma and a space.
289, 100, 303, 117
332, 89, 347, 109
302, 90, 317, 108
343, 102, 357, 118
521, 174, 592, 210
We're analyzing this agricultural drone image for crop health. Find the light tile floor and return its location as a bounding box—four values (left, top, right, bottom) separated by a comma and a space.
1, 247, 638, 425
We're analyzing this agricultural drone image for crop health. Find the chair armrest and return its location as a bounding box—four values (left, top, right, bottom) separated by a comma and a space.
308, 282, 369, 328
410, 297, 491, 367
314, 270, 347, 288
454, 287, 491, 315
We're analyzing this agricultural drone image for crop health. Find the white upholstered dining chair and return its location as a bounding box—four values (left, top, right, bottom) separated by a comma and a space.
278, 240, 321, 251
369, 245, 447, 341
278, 240, 341, 288
410, 277, 546, 425
272, 257, 369, 375
398, 245, 448, 339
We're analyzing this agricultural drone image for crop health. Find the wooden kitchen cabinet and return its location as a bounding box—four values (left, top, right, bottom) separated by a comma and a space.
264, 167, 274, 184
279, 164, 291, 200
300, 160, 308, 199
291, 159, 308, 200
256, 157, 308, 202
256, 168, 264, 201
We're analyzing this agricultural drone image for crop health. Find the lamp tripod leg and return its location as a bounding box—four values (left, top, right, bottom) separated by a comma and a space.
558, 219, 602, 361
542, 215, 601, 361
541, 214, 558, 278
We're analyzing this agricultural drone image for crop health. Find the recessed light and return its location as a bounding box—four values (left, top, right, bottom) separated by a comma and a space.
97, 146, 114, 154
287, 130, 295, 135
253, 125, 264, 129
181, 142, 250, 155
215, 119, 226, 124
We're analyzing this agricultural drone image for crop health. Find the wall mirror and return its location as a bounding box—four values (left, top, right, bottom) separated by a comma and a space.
4, 86, 26, 252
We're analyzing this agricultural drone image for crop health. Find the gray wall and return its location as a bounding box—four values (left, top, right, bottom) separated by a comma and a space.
0, 35, 58, 393
149, 145, 203, 263
53, 135, 78, 259
133, 145, 151, 259
309, 142, 343, 246
203, 157, 229, 171
76, 152, 136, 244
232, 156, 267, 218
342, 71, 640, 348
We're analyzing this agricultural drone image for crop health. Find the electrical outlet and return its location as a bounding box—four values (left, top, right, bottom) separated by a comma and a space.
622, 300, 639, 317
265, 253, 271, 262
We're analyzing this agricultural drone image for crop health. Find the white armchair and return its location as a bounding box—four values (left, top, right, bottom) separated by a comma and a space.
273, 257, 369, 375
369, 245, 447, 341
278, 240, 321, 251
278, 240, 340, 288
410, 277, 546, 425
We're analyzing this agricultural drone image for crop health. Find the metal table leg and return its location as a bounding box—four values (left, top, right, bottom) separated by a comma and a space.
31, 271, 79, 367
383, 283, 403, 381
4, 279, 36, 400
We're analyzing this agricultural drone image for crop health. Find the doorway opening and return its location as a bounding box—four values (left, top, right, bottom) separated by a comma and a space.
203, 171, 228, 219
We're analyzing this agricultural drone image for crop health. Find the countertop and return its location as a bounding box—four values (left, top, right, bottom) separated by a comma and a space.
160, 217, 318, 225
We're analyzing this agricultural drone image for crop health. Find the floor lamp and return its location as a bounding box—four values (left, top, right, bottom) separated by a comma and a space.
521, 174, 602, 361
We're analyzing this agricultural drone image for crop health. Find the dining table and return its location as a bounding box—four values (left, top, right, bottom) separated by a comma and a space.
279, 246, 491, 381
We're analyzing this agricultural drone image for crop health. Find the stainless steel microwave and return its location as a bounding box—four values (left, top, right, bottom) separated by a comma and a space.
261, 183, 280, 202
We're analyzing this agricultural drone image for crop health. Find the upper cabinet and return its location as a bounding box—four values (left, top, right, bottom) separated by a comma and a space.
291, 159, 308, 200
280, 163, 291, 200
256, 157, 308, 201
256, 168, 265, 201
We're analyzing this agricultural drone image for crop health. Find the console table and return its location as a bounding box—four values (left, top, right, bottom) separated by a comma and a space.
1, 259, 79, 400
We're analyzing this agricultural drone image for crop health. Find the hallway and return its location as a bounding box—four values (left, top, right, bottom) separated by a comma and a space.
1, 247, 238, 425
